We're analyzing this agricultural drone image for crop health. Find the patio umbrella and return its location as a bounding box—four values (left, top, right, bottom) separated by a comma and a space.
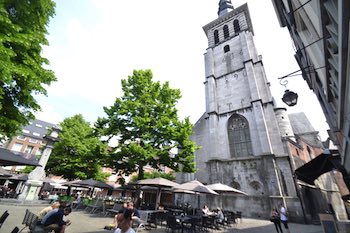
175, 180, 218, 210
0, 148, 41, 166
176, 180, 218, 195
72, 178, 113, 189
132, 177, 179, 210
0, 167, 11, 177
206, 183, 248, 195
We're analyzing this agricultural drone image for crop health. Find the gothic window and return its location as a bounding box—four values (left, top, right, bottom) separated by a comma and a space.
249, 181, 261, 190
231, 181, 241, 190
223, 25, 229, 39
214, 30, 219, 44
233, 19, 241, 33
227, 114, 253, 158
224, 45, 230, 53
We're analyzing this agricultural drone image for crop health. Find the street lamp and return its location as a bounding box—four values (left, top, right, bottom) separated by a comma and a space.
282, 89, 298, 106
278, 70, 300, 107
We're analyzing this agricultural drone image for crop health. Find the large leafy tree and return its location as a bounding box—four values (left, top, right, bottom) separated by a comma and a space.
0, 0, 56, 140
95, 69, 197, 181
46, 114, 109, 181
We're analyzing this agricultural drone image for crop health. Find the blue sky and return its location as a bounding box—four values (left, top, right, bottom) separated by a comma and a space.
36, 0, 329, 140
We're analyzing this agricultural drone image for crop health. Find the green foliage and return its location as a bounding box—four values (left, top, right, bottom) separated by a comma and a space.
46, 114, 108, 181
95, 69, 197, 181
0, 0, 56, 140
20, 165, 35, 174
130, 170, 176, 183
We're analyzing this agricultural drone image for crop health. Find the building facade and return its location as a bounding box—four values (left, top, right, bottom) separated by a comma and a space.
4, 119, 58, 163
177, 0, 347, 222
271, 0, 350, 193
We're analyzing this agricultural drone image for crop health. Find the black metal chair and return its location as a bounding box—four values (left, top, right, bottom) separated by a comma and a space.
0, 210, 9, 229
236, 211, 242, 223
166, 214, 182, 233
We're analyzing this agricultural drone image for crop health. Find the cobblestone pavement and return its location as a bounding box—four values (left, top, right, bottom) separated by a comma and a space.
0, 203, 323, 233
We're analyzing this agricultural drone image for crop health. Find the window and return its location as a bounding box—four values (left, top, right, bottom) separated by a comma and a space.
223, 25, 229, 39
33, 132, 40, 137
29, 138, 38, 143
17, 136, 26, 141
227, 114, 253, 157
22, 129, 30, 134
233, 19, 240, 33
36, 148, 44, 155
224, 45, 230, 53
35, 124, 43, 128
214, 30, 219, 44
24, 145, 34, 154
231, 181, 241, 190
12, 143, 23, 152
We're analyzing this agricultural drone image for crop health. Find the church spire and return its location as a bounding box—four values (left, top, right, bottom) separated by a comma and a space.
218, 0, 234, 17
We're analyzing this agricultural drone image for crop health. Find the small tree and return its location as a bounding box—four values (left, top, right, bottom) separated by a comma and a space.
95, 69, 197, 181
0, 0, 56, 139
46, 114, 109, 181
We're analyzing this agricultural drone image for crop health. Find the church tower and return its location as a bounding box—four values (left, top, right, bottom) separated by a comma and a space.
186, 1, 302, 218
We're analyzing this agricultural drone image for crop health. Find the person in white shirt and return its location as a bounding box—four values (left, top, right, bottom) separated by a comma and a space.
279, 204, 291, 233
114, 209, 136, 233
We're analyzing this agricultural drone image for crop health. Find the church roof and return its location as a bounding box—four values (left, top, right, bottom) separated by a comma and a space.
288, 112, 316, 135
218, 0, 234, 17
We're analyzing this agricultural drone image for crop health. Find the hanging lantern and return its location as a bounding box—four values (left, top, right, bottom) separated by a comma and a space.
282, 89, 298, 106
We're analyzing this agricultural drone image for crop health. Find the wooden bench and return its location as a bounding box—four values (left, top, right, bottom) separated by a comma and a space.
19, 209, 49, 233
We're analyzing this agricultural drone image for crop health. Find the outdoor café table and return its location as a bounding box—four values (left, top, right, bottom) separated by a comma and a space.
167, 208, 184, 216
176, 215, 201, 233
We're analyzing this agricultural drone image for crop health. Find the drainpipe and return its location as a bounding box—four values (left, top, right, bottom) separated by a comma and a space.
272, 156, 286, 208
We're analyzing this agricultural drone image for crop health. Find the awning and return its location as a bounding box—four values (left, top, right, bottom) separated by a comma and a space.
0, 148, 41, 167
295, 150, 343, 185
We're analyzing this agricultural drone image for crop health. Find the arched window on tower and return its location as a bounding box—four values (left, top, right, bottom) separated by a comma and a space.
233, 19, 241, 33
227, 114, 253, 158
223, 25, 229, 39
214, 30, 219, 44
224, 45, 230, 53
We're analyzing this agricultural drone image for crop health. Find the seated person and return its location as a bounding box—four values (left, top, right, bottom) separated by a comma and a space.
202, 204, 214, 215
114, 209, 135, 233
43, 206, 72, 233
158, 203, 165, 212
127, 201, 141, 225
215, 207, 225, 228
71, 193, 81, 208
38, 201, 60, 221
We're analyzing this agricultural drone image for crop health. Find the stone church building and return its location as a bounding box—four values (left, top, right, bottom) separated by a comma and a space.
177, 0, 347, 223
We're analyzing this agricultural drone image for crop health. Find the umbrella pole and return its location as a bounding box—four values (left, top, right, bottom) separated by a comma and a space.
156, 187, 161, 210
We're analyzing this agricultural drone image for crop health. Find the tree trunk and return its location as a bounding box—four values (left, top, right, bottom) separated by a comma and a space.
135, 165, 144, 208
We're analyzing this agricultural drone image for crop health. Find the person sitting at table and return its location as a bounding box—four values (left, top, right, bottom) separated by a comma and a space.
127, 201, 142, 225
215, 207, 225, 228
202, 205, 210, 215
43, 206, 72, 233
158, 203, 165, 212
202, 204, 216, 216
37, 201, 60, 222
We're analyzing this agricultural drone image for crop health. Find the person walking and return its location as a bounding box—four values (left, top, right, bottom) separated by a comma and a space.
271, 208, 283, 233
279, 204, 291, 233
